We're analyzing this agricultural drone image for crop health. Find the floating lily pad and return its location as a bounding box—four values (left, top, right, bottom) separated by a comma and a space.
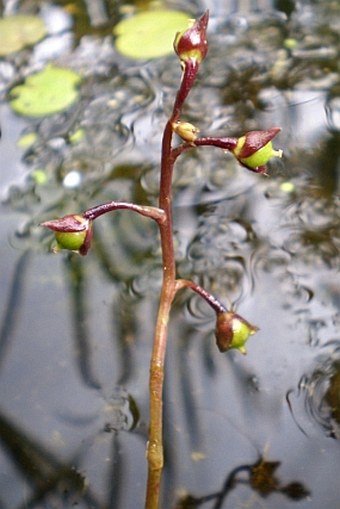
114, 10, 191, 59
9, 64, 82, 117
0, 15, 47, 56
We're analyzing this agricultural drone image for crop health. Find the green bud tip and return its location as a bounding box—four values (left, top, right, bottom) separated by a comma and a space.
54, 230, 87, 252
240, 140, 282, 169
41, 214, 93, 255
215, 311, 258, 354
232, 128, 282, 173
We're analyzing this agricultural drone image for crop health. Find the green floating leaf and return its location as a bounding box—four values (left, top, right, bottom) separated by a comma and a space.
0, 15, 47, 56
9, 64, 82, 117
114, 10, 191, 60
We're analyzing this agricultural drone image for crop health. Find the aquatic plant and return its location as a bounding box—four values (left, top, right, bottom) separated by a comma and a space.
41, 11, 282, 509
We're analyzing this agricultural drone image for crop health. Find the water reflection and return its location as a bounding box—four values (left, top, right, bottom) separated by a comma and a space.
1, 0, 340, 507
64, 255, 102, 389
301, 344, 340, 439
0, 252, 30, 369
174, 455, 310, 508
0, 401, 143, 508
0, 409, 87, 508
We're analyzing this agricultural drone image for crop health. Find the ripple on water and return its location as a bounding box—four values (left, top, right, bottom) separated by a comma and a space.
302, 344, 340, 439
129, 266, 162, 299
102, 387, 140, 432
58, 385, 140, 434
326, 94, 340, 132
268, 180, 340, 270
283, 221, 340, 269
184, 206, 257, 304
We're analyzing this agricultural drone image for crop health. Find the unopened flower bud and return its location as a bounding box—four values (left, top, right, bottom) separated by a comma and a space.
173, 11, 209, 64
41, 214, 93, 255
215, 311, 258, 354
172, 121, 200, 142
232, 127, 282, 173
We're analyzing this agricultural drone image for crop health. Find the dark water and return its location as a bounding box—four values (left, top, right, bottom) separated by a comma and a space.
0, 0, 339, 508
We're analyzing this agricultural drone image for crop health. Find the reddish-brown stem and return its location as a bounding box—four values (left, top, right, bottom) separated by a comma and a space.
171, 136, 238, 161
144, 282, 175, 508
194, 136, 238, 150
83, 201, 165, 224
144, 27, 237, 501
176, 279, 227, 314
145, 118, 177, 509
172, 59, 200, 121
145, 55, 203, 508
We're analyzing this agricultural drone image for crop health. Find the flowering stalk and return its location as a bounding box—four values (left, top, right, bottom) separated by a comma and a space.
145, 15, 210, 506
41, 10, 282, 509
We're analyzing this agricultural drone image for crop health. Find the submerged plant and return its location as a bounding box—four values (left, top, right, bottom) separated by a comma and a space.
41, 11, 282, 509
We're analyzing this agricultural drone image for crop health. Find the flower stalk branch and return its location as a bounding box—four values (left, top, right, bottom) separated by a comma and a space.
176, 278, 227, 314
82, 201, 165, 223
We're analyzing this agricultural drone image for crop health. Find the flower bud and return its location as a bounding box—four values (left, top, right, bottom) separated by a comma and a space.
172, 120, 200, 142
215, 311, 258, 354
232, 127, 282, 173
41, 214, 93, 255
173, 11, 209, 64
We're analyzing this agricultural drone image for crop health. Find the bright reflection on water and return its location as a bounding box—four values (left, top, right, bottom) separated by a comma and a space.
0, 0, 340, 508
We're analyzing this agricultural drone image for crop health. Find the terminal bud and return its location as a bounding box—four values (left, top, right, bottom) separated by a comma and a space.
174, 11, 209, 64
